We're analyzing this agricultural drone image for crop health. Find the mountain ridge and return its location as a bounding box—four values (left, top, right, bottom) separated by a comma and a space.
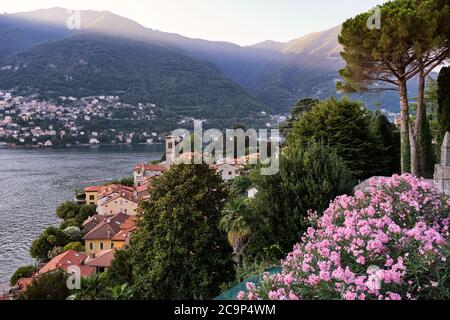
0, 8, 403, 113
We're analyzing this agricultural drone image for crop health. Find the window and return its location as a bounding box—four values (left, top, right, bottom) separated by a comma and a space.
168, 142, 173, 149
89, 242, 94, 250
89, 195, 95, 200
111, 243, 114, 249
100, 242, 104, 250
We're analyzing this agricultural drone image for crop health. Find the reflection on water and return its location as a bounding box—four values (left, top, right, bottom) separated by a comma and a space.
0, 145, 163, 284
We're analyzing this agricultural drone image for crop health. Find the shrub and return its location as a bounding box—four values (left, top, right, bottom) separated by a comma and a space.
63, 226, 82, 241
19, 270, 70, 300
239, 174, 450, 300
30, 227, 69, 262
63, 242, 84, 252
10, 265, 37, 286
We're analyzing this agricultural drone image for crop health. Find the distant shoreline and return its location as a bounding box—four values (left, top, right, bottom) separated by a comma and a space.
0, 142, 164, 150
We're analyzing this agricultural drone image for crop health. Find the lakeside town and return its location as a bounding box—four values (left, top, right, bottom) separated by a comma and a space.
0, 135, 257, 299
0, 90, 180, 148
0, 90, 282, 149
0, 0, 450, 305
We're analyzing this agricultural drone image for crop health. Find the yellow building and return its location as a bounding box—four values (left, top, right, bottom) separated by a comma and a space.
97, 194, 139, 216
84, 186, 102, 206
82, 213, 128, 255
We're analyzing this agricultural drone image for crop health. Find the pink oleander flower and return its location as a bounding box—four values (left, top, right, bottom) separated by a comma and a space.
239, 174, 450, 301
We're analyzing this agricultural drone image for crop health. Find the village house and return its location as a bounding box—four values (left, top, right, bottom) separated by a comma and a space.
111, 216, 138, 250
96, 184, 138, 216
84, 185, 102, 206
84, 249, 116, 274
82, 214, 107, 233
97, 191, 138, 216
82, 212, 129, 255
36, 250, 94, 277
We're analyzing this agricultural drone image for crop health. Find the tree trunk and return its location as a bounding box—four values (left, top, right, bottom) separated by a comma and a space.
411, 70, 425, 176
399, 79, 411, 173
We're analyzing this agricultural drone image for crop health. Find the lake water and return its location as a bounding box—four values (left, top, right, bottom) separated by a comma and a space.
0, 145, 164, 285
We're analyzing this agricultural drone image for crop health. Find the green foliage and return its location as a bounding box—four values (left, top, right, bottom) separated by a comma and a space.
338, 0, 450, 174
231, 176, 253, 196
19, 270, 70, 300
280, 98, 319, 138
106, 249, 134, 286
63, 242, 84, 252
419, 108, 435, 178
437, 67, 450, 158
288, 97, 388, 180
107, 177, 134, 187
62, 226, 82, 242
106, 284, 134, 300
130, 163, 234, 299
56, 201, 80, 220
220, 196, 252, 279
368, 111, 401, 175
29, 227, 69, 262
67, 274, 106, 301
10, 265, 37, 286
56, 202, 96, 227
246, 142, 355, 263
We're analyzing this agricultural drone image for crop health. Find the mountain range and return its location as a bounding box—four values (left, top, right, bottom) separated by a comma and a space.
0, 7, 406, 123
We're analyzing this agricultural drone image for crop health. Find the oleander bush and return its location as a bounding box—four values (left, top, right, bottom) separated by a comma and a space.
239, 174, 450, 300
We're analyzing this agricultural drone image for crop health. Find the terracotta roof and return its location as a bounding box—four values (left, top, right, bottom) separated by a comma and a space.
82, 215, 107, 233
112, 216, 138, 242
99, 184, 134, 197
82, 214, 106, 227
87, 250, 116, 268
79, 265, 96, 277
136, 183, 150, 193
101, 191, 137, 205
84, 186, 102, 192
82, 213, 128, 240
39, 250, 87, 275
15, 278, 33, 290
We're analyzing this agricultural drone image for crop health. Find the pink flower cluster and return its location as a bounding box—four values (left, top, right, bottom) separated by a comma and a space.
238, 174, 450, 300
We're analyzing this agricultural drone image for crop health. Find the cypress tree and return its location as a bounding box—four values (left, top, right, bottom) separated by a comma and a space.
437, 67, 450, 160
368, 111, 401, 175
419, 108, 435, 178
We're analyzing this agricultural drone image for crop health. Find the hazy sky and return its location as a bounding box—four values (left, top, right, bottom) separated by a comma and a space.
2, 0, 389, 45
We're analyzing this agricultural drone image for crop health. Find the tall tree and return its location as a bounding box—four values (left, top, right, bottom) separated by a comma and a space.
409, 0, 449, 176
130, 164, 234, 300
246, 142, 354, 262
287, 97, 389, 180
219, 196, 252, 280
437, 67, 450, 158
418, 107, 435, 178
280, 98, 319, 138
368, 111, 401, 174
338, 0, 450, 174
